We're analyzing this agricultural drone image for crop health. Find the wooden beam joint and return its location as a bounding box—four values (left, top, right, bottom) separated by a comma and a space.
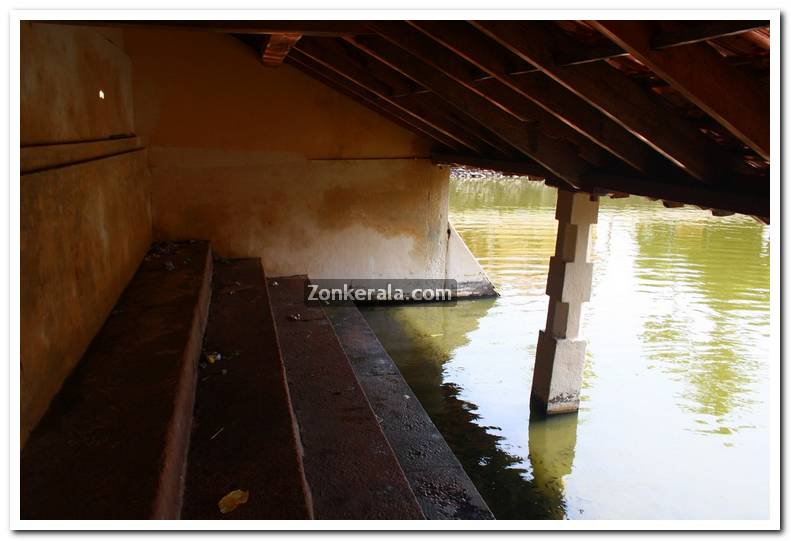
261, 33, 302, 66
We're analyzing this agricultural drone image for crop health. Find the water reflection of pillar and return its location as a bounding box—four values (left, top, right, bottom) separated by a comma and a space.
532, 189, 599, 414
528, 412, 580, 519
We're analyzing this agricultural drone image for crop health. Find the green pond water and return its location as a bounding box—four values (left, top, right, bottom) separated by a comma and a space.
360, 177, 770, 520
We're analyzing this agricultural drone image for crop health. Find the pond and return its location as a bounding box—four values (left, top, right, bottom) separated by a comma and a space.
360, 176, 770, 520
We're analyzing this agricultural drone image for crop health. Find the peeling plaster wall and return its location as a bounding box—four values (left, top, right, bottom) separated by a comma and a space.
123, 28, 457, 279
149, 149, 450, 278
20, 23, 151, 444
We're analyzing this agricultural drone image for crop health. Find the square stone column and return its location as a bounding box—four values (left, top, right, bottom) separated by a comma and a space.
531, 189, 598, 415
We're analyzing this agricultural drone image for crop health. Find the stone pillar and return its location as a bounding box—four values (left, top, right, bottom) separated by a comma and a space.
531, 189, 598, 415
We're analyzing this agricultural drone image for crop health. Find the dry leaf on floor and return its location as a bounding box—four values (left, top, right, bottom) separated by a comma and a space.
218, 489, 249, 514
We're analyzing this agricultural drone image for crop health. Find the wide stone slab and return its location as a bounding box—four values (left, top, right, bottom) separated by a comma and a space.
21, 241, 212, 519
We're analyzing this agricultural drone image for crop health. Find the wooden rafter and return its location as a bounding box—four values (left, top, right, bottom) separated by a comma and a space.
408, 20, 669, 175
292, 40, 493, 154
346, 34, 589, 189
260, 33, 301, 66
287, 52, 462, 151
235, 23, 769, 219
589, 20, 770, 160
651, 20, 769, 49
401, 93, 518, 157
290, 46, 518, 158
367, 22, 608, 166
470, 20, 732, 183
57, 20, 371, 36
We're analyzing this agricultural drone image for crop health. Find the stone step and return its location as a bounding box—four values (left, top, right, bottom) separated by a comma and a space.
20, 241, 212, 519
268, 276, 424, 520
181, 259, 311, 519
325, 306, 494, 520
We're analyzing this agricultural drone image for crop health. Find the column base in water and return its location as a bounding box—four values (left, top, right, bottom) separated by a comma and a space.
531, 331, 587, 415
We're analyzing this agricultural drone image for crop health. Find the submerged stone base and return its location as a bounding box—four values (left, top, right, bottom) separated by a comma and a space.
445, 223, 497, 299
532, 331, 587, 415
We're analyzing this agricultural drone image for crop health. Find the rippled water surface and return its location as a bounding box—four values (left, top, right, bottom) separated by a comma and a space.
361, 177, 770, 520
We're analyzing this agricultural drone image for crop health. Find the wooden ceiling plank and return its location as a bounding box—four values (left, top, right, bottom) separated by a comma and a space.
471, 20, 726, 183
345, 33, 591, 189
589, 20, 770, 160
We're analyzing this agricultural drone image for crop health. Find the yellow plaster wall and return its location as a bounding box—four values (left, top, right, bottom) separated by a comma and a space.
123, 28, 450, 278
21, 22, 135, 145
20, 23, 151, 444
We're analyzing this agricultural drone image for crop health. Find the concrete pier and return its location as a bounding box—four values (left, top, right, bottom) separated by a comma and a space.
532, 190, 599, 415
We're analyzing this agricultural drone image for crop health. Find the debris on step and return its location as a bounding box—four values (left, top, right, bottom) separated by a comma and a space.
164, 261, 176, 272
288, 313, 325, 322
218, 489, 249, 514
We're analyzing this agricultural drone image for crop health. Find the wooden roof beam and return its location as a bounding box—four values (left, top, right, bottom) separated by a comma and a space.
260, 33, 301, 66
403, 93, 519, 157
395, 93, 516, 157
432, 155, 767, 219
362, 24, 613, 164
582, 170, 768, 220
52, 20, 372, 36
589, 20, 770, 160
368, 22, 607, 165
345, 33, 590, 189
651, 20, 769, 49
287, 52, 462, 151
292, 39, 491, 154
553, 21, 769, 63
370, 21, 601, 159
408, 20, 669, 175
431, 153, 552, 178
471, 20, 728, 183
